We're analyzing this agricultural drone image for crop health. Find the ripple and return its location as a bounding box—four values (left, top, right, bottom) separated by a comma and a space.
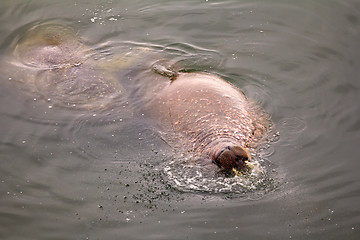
277, 117, 306, 146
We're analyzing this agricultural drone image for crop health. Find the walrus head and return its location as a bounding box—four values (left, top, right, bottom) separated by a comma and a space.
211, 145, 250, 173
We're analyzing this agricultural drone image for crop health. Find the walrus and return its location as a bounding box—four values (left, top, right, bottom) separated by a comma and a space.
3, 22, 147, 110
143, 71, 271, 175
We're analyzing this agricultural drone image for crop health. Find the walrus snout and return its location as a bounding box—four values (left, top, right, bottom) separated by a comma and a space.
213, 145, 250, 171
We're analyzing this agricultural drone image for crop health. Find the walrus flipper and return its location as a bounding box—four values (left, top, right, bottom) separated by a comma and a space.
152, 60, 178, 80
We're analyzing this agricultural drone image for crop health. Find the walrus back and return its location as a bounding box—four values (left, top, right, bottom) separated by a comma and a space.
146, 72, 271, 156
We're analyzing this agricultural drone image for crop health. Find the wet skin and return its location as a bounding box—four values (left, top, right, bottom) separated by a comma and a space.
145, 72, 271, 174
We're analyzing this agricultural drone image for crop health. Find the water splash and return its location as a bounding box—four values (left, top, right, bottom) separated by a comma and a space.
161, 151, 278, 196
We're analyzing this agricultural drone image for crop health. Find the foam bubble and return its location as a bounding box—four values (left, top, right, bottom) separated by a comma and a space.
162, 153, 277, 195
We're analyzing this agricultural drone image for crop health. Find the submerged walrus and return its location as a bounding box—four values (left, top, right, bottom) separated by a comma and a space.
3, 22, 147, 110
144, 71, 271, 175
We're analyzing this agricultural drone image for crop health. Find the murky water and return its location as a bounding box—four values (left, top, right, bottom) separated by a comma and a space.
1, 0, 360, 239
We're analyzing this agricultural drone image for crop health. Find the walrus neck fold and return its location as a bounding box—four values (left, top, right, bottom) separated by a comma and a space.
207, 139, 237, 159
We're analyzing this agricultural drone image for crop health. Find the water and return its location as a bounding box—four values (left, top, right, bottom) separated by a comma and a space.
1, 0, 360, 239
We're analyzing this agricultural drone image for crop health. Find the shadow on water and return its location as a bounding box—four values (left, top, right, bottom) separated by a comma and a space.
1, 0, 360, 240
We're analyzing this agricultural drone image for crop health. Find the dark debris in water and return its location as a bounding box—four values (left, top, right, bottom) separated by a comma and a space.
83, 141, 281, 225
